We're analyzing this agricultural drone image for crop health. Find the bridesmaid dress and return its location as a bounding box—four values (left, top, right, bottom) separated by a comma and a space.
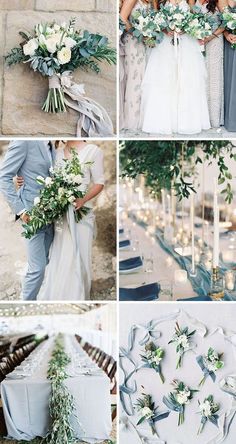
196, 0, 224, 128
224, 1, 236, 131
122, 0, 149, 131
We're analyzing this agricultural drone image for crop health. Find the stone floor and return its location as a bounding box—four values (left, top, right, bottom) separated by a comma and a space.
120, 127, 236, 139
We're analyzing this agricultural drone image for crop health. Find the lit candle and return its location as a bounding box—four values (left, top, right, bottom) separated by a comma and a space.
167, 194, 171, 223
161, 189, 166, 227
174, 269, 188, 284
213, 178, 219, 268
225, 270, 235, 291
171, 184, 176, 228
190, 192, 195, 274
205, 221, 210, 247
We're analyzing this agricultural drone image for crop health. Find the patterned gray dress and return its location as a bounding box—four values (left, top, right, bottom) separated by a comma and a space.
122, 0, 148, 130
196, 0, 224, 128
224, 3, 236, 131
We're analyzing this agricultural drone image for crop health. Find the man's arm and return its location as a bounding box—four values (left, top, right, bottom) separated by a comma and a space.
0, 140, 28, 215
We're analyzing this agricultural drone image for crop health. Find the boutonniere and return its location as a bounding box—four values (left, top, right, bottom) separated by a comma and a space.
168, 322, 196, 368
197, 395, 220, 434
163, 380, 198, 426
197, 347, 224, 386
136, 391, 170, 436
140, 341, 165, 383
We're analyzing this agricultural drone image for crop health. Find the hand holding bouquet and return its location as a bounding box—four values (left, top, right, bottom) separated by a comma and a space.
130, 8, 167, 47
185, 6, 218, 40
221, 7, 236, 49
5, 18, 116, 136
22, 150, 92, 239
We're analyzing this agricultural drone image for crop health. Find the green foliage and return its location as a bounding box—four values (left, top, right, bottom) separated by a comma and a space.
5, 47, 25, 66
22, 150, 91, 239
63, 31, 116, 74
120, 140, 236, 203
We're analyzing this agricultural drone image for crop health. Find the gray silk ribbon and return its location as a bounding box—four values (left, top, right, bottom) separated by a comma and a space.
206, 375, 236, 444
131, 214, 236, 301
48, 72, 114, 137
196, 355, 216, 382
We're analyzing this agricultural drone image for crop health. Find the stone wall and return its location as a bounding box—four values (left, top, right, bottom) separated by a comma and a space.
0, 0, 117, 136
0, 139, 116, 300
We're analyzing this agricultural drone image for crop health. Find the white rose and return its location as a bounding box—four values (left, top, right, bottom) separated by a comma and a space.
68, 196, 75, 203
58, 187, 65, 195
173, 13, 184, 21
57, 47, 71, 64
54, 24, 61, 32
176, 392, 189, 405
45, 35, 60, 53
45, 177, 53, 186
141, 407, 153, 418
34, 197, 40, 205
72, 175, 82, 184
64, 37, 77, 48
61, 22, 67, 29
199, 401, 212, 417
23, 38, 39, 56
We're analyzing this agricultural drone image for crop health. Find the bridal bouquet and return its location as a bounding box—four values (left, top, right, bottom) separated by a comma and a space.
197, 395, 220, 434
159, 3, 191, 34
163, 380, 198, 426
197, 347, 224, 386
140, 341, 165, 383
168, 322, 196, 369
136, 391, 169, 436
5, 18, 116, 136
22, 150, 91, 239
184, 7, 217, 40
221, 7, 236, 49
130, 8, 167, 47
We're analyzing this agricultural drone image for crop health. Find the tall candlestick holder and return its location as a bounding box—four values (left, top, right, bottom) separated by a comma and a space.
209, 267, 225, 300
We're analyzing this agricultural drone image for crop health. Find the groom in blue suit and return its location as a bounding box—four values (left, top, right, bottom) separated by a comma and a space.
0, 140, 56, 300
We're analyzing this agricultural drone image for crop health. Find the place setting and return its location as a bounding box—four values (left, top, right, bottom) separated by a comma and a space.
119, 140, 236, 302
0, 303, 117, 444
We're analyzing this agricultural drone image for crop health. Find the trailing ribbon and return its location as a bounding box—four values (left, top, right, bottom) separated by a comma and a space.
48, 72, 114, 137
196, 355, 216, 383
130, 214, 236, 301
206, 375, 236, 444
128, 312, 180, 352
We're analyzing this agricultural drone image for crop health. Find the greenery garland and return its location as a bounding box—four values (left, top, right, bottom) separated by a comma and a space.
16, 335, 115, 444
120, 140, 236, 203
19, 334, 77, 444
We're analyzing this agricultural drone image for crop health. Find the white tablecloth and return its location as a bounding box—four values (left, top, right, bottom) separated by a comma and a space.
119, 217, 236, 300
1, 335, 112, 442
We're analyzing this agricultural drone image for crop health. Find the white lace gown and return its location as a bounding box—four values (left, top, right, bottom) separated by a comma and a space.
140, 0, 211, 135
38, 144, 104, 301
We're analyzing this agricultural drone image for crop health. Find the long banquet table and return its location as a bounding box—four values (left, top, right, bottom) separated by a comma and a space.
119, 215, 236, 300
1, 335, 112, 443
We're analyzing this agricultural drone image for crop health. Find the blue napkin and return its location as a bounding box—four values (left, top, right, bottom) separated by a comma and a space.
119, 283, 160, 301
119, 228, 124, 234
119, 239, 131, 248
119, 256, 143, 271
177, 295, 212, 302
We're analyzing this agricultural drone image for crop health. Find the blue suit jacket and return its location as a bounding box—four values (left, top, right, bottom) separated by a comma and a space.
0, 140, 56, 215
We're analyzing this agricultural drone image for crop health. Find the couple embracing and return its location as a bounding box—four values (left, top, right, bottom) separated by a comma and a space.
0, 140, 104, 301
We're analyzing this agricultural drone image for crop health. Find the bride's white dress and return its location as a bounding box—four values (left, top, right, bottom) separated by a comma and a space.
140, 0, 210, 135
38, 144, 104, 301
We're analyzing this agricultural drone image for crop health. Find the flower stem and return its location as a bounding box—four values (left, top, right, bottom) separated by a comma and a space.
197, 422, 204, 435
159, 370, 165, 384
198, 376, 206, 387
